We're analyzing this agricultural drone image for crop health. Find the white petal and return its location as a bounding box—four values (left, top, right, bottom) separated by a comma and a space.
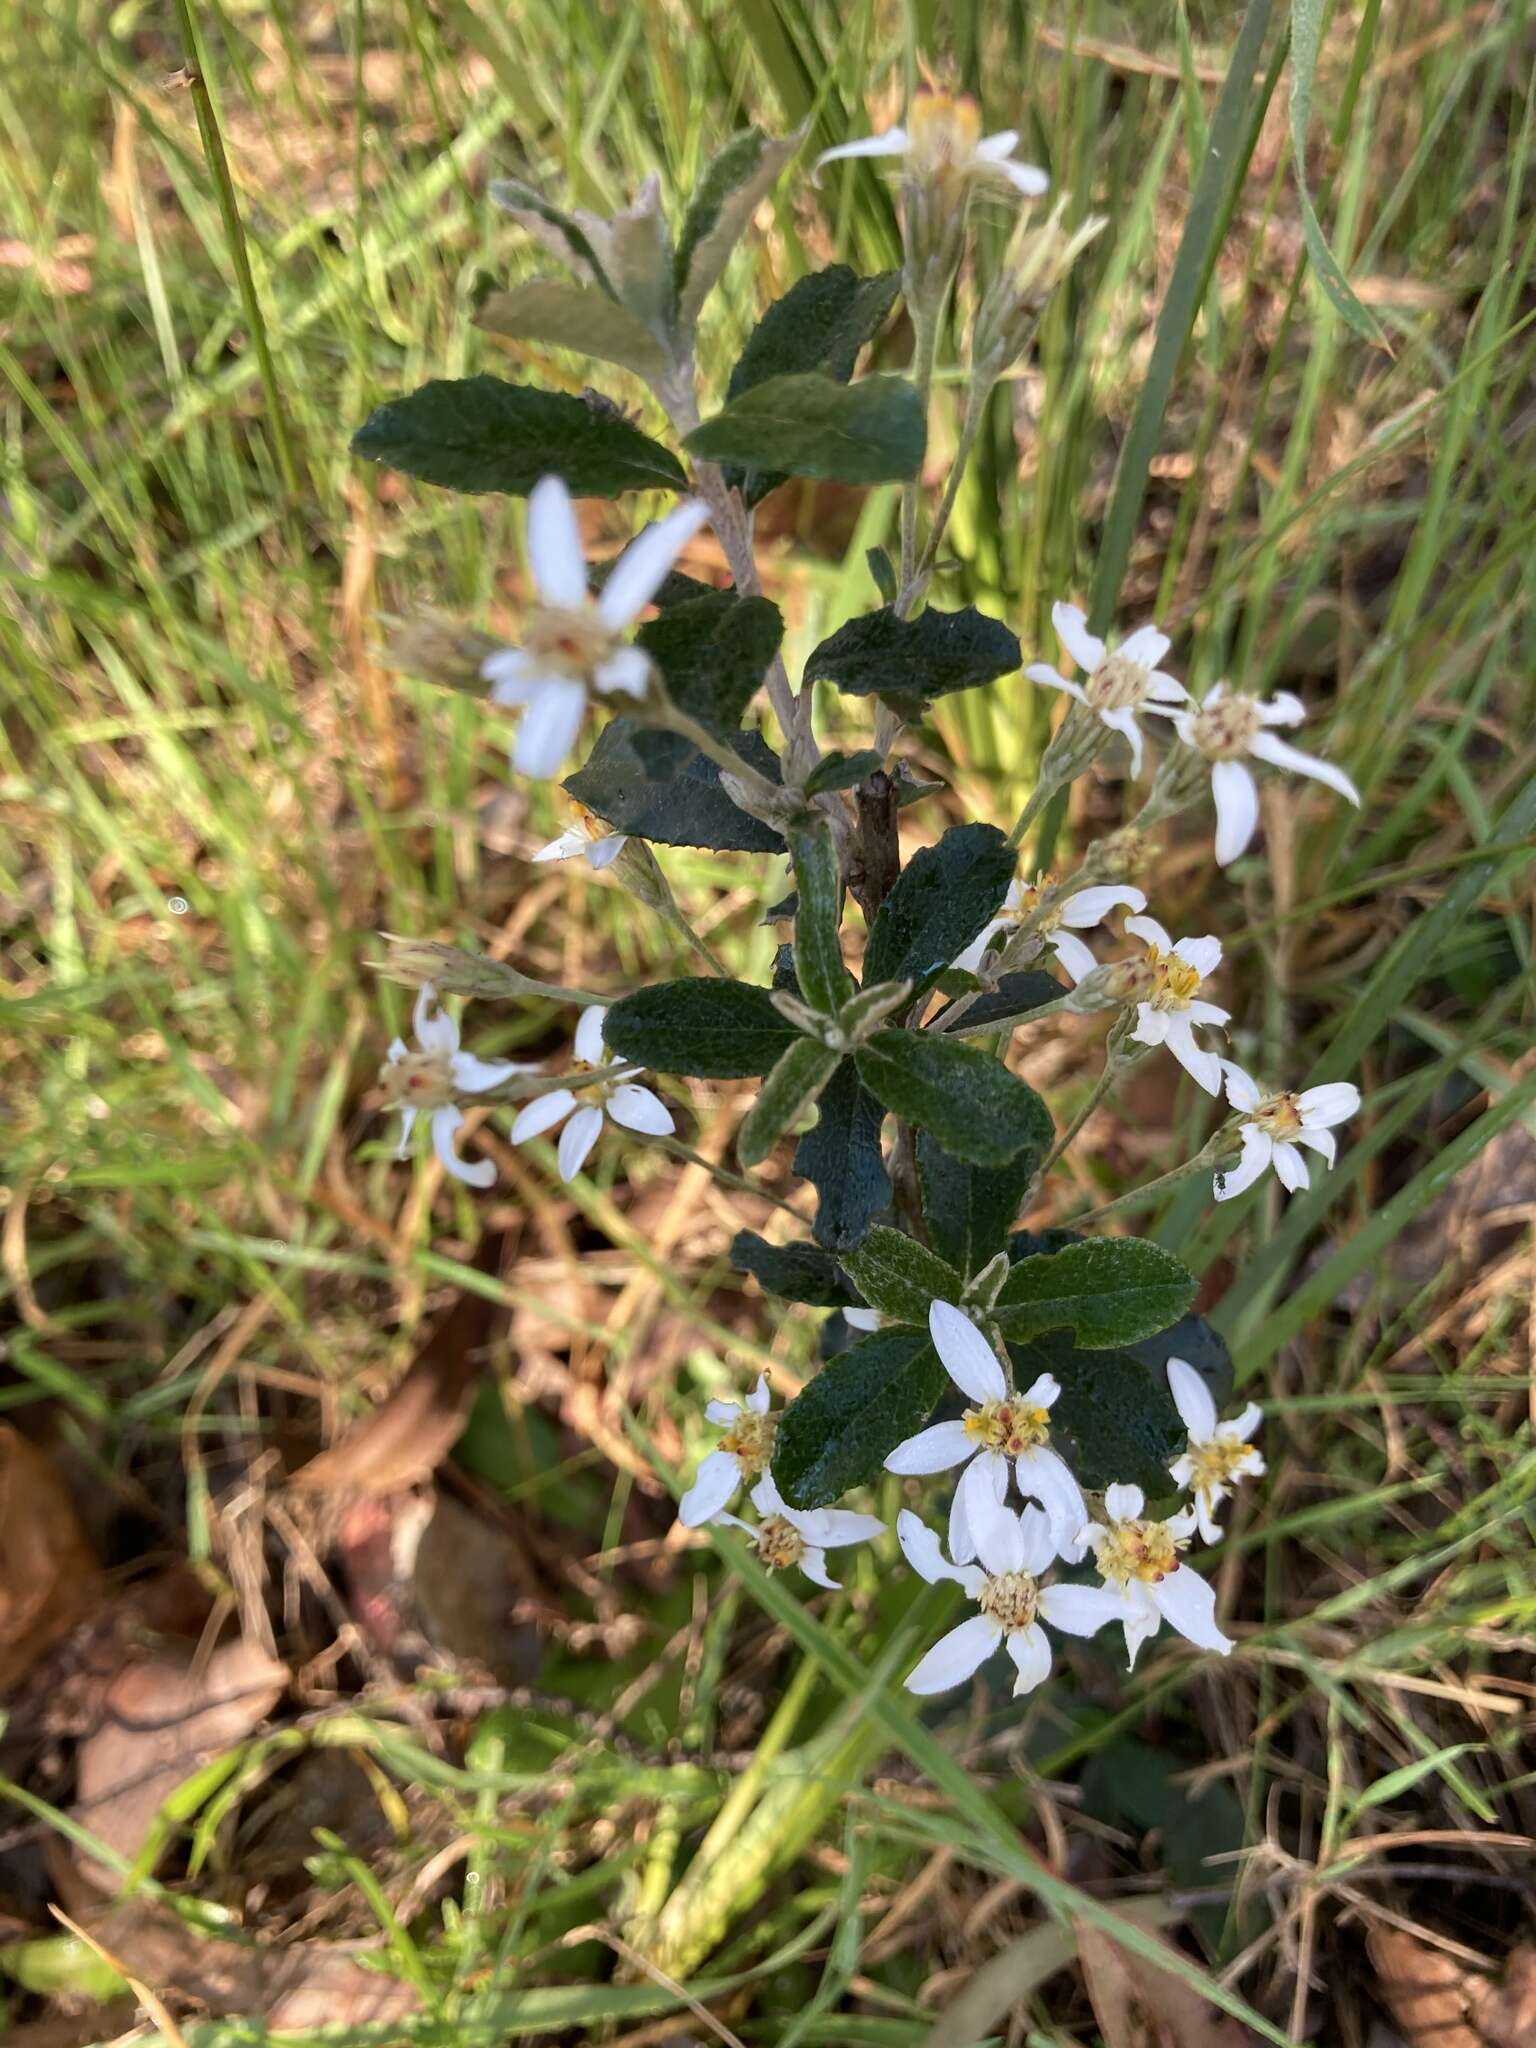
952, 919, 1006, 976
1015, 1504, 1056, 1576
973, 129, 1021, 160
451, 1051, 530, 1093
747, 1373, 772, 1414
1146, 670, 1189, 703
678, 1448, 743, 1527
556, 1104, 605, 1182
999, 158, 1051, 198
1231, 1403, 1264, 1442
512, 678, 587, 778
1124, 914, 1171, 951
1293, 1125, 1337, 1165
968, 1473, 1026, 1577
1173, 933, 1222, 978
1210, 758, 1260, 866
1048, 930, 1096, 983
1024, 661, 1086, 701
749, 1472, 786, 1517
511, 1089, 576, 1143
1220, 1060, 1263, 1112
526, 474, 587, 607
1162, 1363, 1216, 1449
1121, 1586, 1162, 1671
1097, 705, 1143, 776
482, 647, 534, 700
1038, 1583, 1131, 1638
812, 130, 911, 174
1015, 1448, 1087, 1562
1248, 731, 1361, 805
842, 1307, 881, 1332
430, 1104, 495, 1188
1130, 1005, 1169, 1048
607, 1083, 674, 1137
1296, 1082, 1360, 1127
413, 984, 459, 1054
586, 833, 628, 869
597, 501, 711, 627
1165, 1016, 1222, 1095
929, 1301, 1006, 1404
1018, 1373, 1060, 1410
1258, 690, 1307, 726
1186, 1000, 1230, 1027
809, 1508, 885, 1548
704, 1397, 743, 1425
394, 1104, 417, 1158
1150, 1564, 1233, 1655
897, 1510, 966, 1587
798, 1547, 841, 1590
1058, 885, 1146, 926
1051, 601, 1104, 673
1103, 1483, 1145, 1521
1271, 1140, 1310, 1193
1196, 1495, 1225, 1545
1006, 1622, 1053, 1696
904, 1614, 1001, 1696
1118, 624, 1170, 668
532, 829, 586, 863
884, 1421, 976, 1476
574, 1006, 607, 1065
386, 1037, 409, 1064
949, 1449, 1007, 1566
593, 645, 652, 698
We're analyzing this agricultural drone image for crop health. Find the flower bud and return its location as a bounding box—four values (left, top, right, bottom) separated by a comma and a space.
972, 201, 1107, 378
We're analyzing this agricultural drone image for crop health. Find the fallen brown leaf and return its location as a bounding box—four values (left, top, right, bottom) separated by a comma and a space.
0, 1425, 101, 1694
1367, 1926, 1486, 2048
288, 1233, 504, 1495
1468, 1943, 1536, 2048
1077, 1918, 1257, 2048
71, 1638, 288, 1890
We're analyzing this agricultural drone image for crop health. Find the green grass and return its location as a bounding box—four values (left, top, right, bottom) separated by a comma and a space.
3, 0, 1534, 2040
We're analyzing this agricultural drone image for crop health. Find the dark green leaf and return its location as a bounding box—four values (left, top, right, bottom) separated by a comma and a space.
1128, 1314, 1234, 1415
863, 822, 1016, 997
1007, 1227, 1086, 1262
488, 177, 611, 290
803, 605, 1022, 707
841, 1225, 962, 1327
686, 374, 925, 485
802, 749, 885, 797
930, 969, 1066, 1033
603, 977, 800, 1078
564, 722, 784, 853
773, 1328, 945, 1509
675, 129, 804, 326
1290, 0, 1384, 341
794, 1058, 890, 1252
730, 1230, 858, 1308
1080, 1739, 1252, 1954
738, 1038, 842, 1168
866, 545, 898, 604
1007, 1331, 1184, 1492
474, 280, 668, 381
918, 1118, 1053, 1279
993, 1239, 1196, 1349
352, 378, 685, 498
635, 591, 783, 735
855, 1029, 1051, 1168
787, 819, 853, 1014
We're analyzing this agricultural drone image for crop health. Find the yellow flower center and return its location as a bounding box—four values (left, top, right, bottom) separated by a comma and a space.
755, 1515, 805, 1572
962, 1400, 1052, 1457
719, 1410, 775, 1478
1186, 1436, 1260, 1497
1143, 944, 1201, 1010
523, 604, 624, 682
1191, 692, 1263, 760
1093, 1516, 1187, 1587
998, 877, 1061, 937
377, 1048, 455, 1112
977, 1569, 1039, 1632
1085, 651, 1152, 711
1249, 1091, 1303, 1139
907, 89, 984, 171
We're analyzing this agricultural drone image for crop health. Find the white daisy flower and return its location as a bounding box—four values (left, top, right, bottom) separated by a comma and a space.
951, 877, 1147, 985
1215, 1062, 1361, 1200
884, 1302, 1088, 1566
677, 1373, 775, 1527
898, 1502, 1129, 1698
711, 1473, 884, 1592
1165, 682, 1361, 866
532, 800, 628, 871
509, 1006, 674, 1183
1025, 602, 1188, 775
377, 983, 536, 1188
1166, 1360, 1265, 1544
1080, 1482, 1233, 1670
1117, 914, 1228, 1096
814, 88, 1049, 200
481, 475, 710, 779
